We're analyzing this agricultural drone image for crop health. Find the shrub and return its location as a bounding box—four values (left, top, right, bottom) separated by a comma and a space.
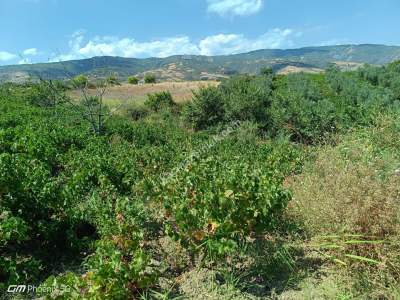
184, 76, 273, 131
144, 74, 156, 84
126, 105, 149, 120
128, 76, 139, 85
270, 91, 336, 143
260, 66, 273, 76
0, 100, 96, 288
72, 74, 89, 89
183, 86, 225, 130
39, 196, 158, 299
220, 75, 273, 126
144, 91, 175, 112
22, 81, 68, 107
107, 73, 120, 86
157, 142, 291, 256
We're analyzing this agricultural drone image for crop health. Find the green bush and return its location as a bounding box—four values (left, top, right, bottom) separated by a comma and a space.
184, 76, 273, 131
107, 73, 120, 86
128, 76, 139, 85
126, 105, 149, 120
144, 91, 176, 112
157, 141, 292, 256
38, 196, 157, 299
183, 86, 225, 130
72, 74, 89, 89
21, 81, 68, 107
144, 74, 156, 84
221, 75, 273, 126
270, 74, 336, 143
260, 66, 273, 76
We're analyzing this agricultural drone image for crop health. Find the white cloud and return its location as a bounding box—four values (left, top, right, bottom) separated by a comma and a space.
22, 48, 38, 56
79, 36, 199, 58
0, 51, 17, 62
199, 29, 294, 55
52, 28, 298, 61
207, 0, 263, 17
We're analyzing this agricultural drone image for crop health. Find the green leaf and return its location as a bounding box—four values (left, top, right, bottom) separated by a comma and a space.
343, 240, 384, 245
344, 254, 380, 264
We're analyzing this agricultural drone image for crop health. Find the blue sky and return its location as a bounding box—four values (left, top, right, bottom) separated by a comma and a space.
1, 0, 400, 65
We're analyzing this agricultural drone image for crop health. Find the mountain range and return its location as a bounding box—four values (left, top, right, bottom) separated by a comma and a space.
1, 44, 400, 82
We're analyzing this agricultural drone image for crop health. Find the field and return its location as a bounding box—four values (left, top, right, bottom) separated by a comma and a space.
69, 81, 219, 103
1, 63, 400, 299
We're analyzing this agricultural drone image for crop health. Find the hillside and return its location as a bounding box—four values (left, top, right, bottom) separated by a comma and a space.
1, 44, 400, 82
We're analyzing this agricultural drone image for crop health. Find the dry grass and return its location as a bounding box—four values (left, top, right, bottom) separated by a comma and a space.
289, 114, 400, 237
69, 81, 219, 104
289, 150, 400, 238
277, 66, 324, 75
286, 115, 400, 297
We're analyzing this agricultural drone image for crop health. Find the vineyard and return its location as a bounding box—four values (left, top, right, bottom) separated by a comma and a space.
1, 63, 400, 299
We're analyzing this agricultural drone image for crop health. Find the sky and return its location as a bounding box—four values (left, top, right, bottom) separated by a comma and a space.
0, 0, 400, 65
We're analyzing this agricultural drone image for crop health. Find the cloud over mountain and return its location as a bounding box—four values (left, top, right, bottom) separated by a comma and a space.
51, 28, 297, 61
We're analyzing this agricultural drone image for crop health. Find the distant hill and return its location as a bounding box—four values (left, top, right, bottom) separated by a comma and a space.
1, 44, 400, 82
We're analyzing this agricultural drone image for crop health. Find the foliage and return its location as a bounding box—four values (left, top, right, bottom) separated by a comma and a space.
221, 75, 273, 126
106, 73, 120, 86
269, 73, 336, 143
21, 80, 68, 107
260, 66, 273, 76
183, 86, 225, 130
38, 197, 157, 299
155, 140, 293, 256
1, 61, 400, 298
127, 76, 139, 85
184, 76, 273, 130
144, 91, 176, 112
144, 74, 156, 84
71, 74, 89, 89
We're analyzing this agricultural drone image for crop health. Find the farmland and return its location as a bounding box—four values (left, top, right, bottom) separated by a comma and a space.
1, 63, 400, 299
68, 80, 219, 103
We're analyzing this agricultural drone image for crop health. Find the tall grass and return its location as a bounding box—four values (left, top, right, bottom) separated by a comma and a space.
288, 113, 400, 297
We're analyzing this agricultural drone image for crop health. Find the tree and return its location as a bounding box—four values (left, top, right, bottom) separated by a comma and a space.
260, 66, 273, 76
128, 76, 139, 85
106, 73, 120, 86
144, 74, 156, 84
69, 75, 117, 136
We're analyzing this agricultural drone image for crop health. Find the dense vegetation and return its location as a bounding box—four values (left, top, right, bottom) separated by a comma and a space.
1, 62, 400, 299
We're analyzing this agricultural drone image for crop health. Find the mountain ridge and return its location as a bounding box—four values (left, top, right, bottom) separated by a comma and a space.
1, 44, 400, 82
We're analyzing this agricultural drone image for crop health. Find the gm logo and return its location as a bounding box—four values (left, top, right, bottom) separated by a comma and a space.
7, 285, 27, 293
